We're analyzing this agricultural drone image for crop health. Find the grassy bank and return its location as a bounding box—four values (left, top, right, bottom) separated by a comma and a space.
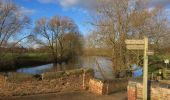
15, 53, 52, 67
0, 53, 52, 71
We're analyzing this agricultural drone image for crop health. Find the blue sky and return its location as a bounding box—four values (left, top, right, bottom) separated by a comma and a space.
14, 0, 92, 36
13, 0, 170, 36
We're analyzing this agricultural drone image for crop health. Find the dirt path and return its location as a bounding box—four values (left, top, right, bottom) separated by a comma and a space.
0, 91, 127, 100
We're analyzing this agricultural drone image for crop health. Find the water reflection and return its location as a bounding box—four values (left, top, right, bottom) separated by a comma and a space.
17, 64, 54, 75
80, 57, 113, 79
49, 63, 81, 72
16, 56, 114, 79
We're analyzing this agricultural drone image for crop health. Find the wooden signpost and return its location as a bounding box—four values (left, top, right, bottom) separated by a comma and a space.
125, 37, 153, 100
125, 39, 145, 45
126, 45, 144, 50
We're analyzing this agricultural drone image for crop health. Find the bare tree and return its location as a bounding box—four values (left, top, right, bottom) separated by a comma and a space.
0, 0, 30, 70
0, 0, 30, 48
33, 16, 82, 64
89, 0, 169, 74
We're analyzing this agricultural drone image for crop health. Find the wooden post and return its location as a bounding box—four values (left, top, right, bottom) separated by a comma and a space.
4, 76, 7, 87
41, 73, 44, 80
125, 37, 150, 100
82, 72, 85, 89
143, 37, 148, 100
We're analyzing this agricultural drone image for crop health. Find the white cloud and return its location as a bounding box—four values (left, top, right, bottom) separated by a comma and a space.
38, 0, 58, 4
71, 7, 88, 14
20, 7, 36, 15
149, 0, 170, 7
37, 0, 97, 9
38, 0, 80, 8
37, 0, 170, 15
60, 0, 79, 8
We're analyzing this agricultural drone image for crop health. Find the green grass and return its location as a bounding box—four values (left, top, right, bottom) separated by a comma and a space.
7, 73, 37, 82
0, 53, 52, 71
15, 53, 52, 69
16, 53, 50, 61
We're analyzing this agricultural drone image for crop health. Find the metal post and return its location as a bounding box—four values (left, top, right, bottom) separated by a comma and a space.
143, 37, 148, 100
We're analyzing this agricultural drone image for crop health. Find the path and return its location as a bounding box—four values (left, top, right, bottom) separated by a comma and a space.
0, 91, 127, 100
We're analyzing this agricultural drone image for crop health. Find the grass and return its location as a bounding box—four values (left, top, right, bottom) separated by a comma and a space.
42, 68, 94, 80
7, 72, 37, 82
16, 53, 51, 62
65, 68, 84, 75
0, 53, 52, 71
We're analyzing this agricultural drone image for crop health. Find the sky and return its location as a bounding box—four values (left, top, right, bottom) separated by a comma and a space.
14, 0, 93, 36
13, 0, 170, 36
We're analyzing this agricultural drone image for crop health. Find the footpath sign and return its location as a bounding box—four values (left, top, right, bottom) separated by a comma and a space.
125, 37, 153, 100
125, 40, 145, 45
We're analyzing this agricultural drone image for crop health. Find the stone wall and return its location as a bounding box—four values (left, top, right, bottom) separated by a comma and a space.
127, 80, 170, 100
89, 78, 128, 95
127, 82, 136, 100
89, 79, 105, 95
0, 68, 94, 97
107, 79, 128, 94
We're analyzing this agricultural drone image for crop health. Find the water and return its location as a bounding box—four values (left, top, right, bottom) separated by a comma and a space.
79, 57, 113, 79
16, 56, 114, 79
17, 64, 54, 75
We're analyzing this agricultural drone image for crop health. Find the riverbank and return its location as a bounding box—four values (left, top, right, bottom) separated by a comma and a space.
0, 67, 129, 98
0, 68, 94, 97
0, 53, 52, 71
